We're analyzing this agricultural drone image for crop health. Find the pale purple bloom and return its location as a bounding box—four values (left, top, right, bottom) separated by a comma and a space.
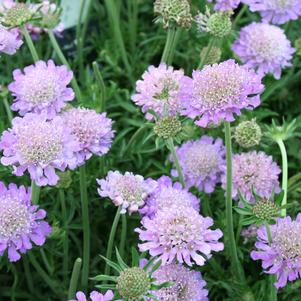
0, 26, 22, 55
232, 22, 295, 79
9, 60, 74, 118
70, 290, 114, 301
62, 107, 114, 166
208, 0, 241, 10
251, 214, 301, 288
139, 175, 200, 218
222, 151, 281, 202
171, 136, 226, 193
182, 60, 264, 127
0, 182, 51, 262
136, 205, 224, 266
150, 263, 208, 300
241, 224, 258, 244
243, 0, 301, 24
0, 114, 79, 186
97, 171, 157, 214
132, 63, 191, 120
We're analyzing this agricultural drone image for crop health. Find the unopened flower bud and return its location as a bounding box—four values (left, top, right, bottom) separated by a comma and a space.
252, 199, 280, 221
206, 11, 232, 38
56, 171, 72, 189
234, 119, 262, 148
200, 46, 221, 65
154, 116, 182, 139
295, 38, 301, 56
4, 3, 32, 27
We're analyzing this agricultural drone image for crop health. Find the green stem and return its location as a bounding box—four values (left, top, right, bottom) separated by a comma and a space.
198, 38, 215, 69
92, 61, 106, 112
48, 31, 82, 102
276, 140, 288, 216
76, 0, 86, 73
105, 206, 122, 276
68, 258, 82, 300
40, 249, 53, 275
79, 165, 90, 290
161, 27, 179, 64
30, 181, 40, 205
233, 4, 248, 27
224, 122, 245, 282
3, 97, 13, 124
23, 257, 34, 294
167, 138, 185, 188
22, 26, 39, 62
119, 214, 127, 258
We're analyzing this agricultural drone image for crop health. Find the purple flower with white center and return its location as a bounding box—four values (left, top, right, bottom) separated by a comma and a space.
150, 263, 208, 301
181, 60, 264, 127
62, 107, 114, 166
70, 290, 114, 301
208, 0, 241, 10
170, 136, 226, 193
8, 60, 74, 118
0, 182, 51, 262
243, 0, 301, 24
251, 214, 301, 288
0, 114, 79, 186
136, 205, 224, 266
232, 22, 295, 79
139, 175, 200, 218
222, 151, 281, 203
97, 171, 157, 214
0, 26, 23, 55
132, 63, 192, 120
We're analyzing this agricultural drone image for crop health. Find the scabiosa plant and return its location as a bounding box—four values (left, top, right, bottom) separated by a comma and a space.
0, 182, 51, 262
136, 205, 224, 266
170, 136, 226, 193
131, 63, 191, 120
8, 60, 74, 118
243, 0, 301, 24
208, 0, 241, 10
62, 107, 114, 165
234, 119, 262, 148
181, 60, 264, 127
70, 290, 114, 301
97, 171, 157, 214
139, 175, 200, 218
0, 26, 23, 55
251, 214, 301, 288
222, 151, 281, 202
0, 114, 79, 186
232, 22, 295, 79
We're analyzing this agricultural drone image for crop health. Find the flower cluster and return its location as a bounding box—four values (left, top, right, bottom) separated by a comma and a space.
0, 26, 23, 55
208, 0, 241, 11
70, 290, 114, 301
0, 182, 51, 262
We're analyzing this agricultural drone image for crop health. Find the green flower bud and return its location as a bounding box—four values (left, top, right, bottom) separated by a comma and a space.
206, 11, 232, 38
4, 3, 32, 27
154, 116, 182, 139
252, 199, 279, 221
200, 46, 221, 65
41, 13, 60, 30
56, 171, 72, 189
294, 38, 301, 56
234, 119, 262, 148
117, 267, 151, 301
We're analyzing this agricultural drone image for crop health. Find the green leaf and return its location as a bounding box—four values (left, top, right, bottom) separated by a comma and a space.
234, 207, 253, 216
150, 259, 162, 274
151, 281, 174, 290
241, 216, 257, 226
91, 275, 117, 282
115, 248, 128, 269
99, 255, 122, 273
131, 247, 140, 267
143, 256, 158, 272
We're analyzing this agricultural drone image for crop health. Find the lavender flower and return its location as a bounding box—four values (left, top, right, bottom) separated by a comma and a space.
70, 290, 114, 301
182, 60, 264, 127
97, 171, 157, 214
0, 114, 79, 186
9, 60, 74, 118
62, 107, 114, 165
150, 263, 209, 300
132, 63, 191, 119
0, 26, 22, 55
208, 0, 241, 10
243, 0, 301, 24
222, 151, 281, 202
139, 175, 200, 218
136, 205, 224, 266
170, 136, 226, 193
251, 214, 301, 288
0, 182, 51, 262
232, 22, 295, 79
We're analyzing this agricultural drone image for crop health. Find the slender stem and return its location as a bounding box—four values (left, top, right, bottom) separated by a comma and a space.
198, 38, 215, 69
79, 165, 90, 290
276, 140, 288, 216
31, 181, 40, 205
119, 214, 127, 258
161, 27, 178, 64
3, 97, 13, 124
167, 138, 185, 188
105, 206, 122, 276
68, 258, 82, 300
224, 122, 245, 282
92, 61, 106, 112
48, 30, 82, 102
23, 257, 34, 294
233, 4, 248, 27
76, 0, 86, 73
40, 249, 53, 275
22, 26, 39, 62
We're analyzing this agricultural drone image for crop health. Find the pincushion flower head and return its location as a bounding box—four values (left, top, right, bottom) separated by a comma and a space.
62, 107, 114, 165
232, 22, 295, 79
136, 205, 224, 266
97, 171, 157, 214
0, 114, 79, 186
0, 26, 23, 55
170, 136, 226, 193
182, 60, 264, 127
139, 175, 200, 218
70, 290, 114, 301
222, 151, 281, 202
0, 182, 51, 262
243, 0, 301, 24
131, 63, 191, 120
251, 214, 301, 288
8, 60, 74, 118
208, 0, 241, 10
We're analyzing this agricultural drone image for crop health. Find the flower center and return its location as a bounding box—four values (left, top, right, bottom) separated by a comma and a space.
270, 0, 296, 9
153, 76, 179, 102
118, 176, 146, 203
